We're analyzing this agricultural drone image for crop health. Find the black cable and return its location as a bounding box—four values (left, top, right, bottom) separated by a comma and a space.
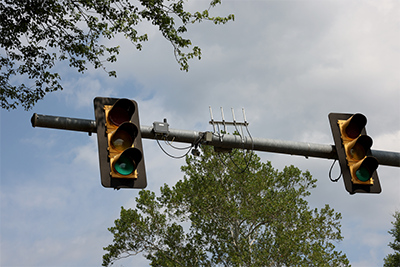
243, 124, 255, 167
156, 132, 205, 159
156, 138, 192, 159
216, 152, 231, 172
210, 123, 255, 174
228, 151, 249, 174
164, 138, 192, 150
329, 159, 341, 182
228, 124, 254, 174
213, 124, 245, 173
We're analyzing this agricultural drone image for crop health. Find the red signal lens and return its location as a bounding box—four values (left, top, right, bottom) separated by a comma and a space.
109, 106, 131, 126
345, 124, 362, 139
344, 113, 367, 139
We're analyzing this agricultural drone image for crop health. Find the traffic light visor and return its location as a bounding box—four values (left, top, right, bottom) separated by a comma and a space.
345, 135, 373, 161
356, 166, 371, 182
110, 122, 139, 151
341, 113, 367, 139
112, 148, 142, 176
114, 154, 135, 175
108, 99, 136, 126
351, 156, 379, 183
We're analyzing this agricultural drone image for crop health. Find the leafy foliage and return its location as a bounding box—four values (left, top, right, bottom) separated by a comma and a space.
384, 211, 400, 267
103, 146, 349, 266
0, 0, 234, 110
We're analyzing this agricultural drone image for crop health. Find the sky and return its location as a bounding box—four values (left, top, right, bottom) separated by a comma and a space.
1, 0, 399, 266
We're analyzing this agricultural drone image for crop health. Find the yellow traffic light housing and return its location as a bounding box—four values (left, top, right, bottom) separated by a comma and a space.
94, 97, 146, 189
329, 113, 380, 194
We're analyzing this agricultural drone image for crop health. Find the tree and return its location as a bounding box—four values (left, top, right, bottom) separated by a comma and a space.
103, 146, 350, 266
0, 0, 233, 110
384, 211, 400, 267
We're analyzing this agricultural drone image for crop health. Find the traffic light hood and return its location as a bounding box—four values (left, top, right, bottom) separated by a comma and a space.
340, 113, 367, 139
108, 98, 136, 126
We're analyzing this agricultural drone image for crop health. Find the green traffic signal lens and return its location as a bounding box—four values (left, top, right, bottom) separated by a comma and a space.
111, 130, 133, 151
114, 155, 135, 175
356, 166, 371, 182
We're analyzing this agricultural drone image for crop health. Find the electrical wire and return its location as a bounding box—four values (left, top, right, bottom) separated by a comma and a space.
329, 159, 341, 182
164, 137, 192, 150
155, 132, 204, 160
156, 137, 192, 159
216, 149, 255, 174
210, 119, 255, 174
244, 123, 255, 163
227, 123, 254, 173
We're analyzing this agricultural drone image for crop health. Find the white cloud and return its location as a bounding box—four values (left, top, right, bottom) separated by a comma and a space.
374, 130, 400, 152
1, 1, 399, 266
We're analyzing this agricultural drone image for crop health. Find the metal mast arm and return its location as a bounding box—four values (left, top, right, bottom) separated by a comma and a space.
31, 113, 400, 167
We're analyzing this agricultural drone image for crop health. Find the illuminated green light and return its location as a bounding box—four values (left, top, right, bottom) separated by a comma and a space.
114, 155, 135, 175
356, 166, 370, 182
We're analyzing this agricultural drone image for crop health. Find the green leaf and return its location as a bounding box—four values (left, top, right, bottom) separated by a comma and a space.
1, 0, 234, 110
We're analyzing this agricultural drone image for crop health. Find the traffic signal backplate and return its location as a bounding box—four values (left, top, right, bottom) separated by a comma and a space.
94, 97, 147, 189
329, 113, 381, 194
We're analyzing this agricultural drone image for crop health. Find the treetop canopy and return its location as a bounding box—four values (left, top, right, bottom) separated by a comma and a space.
0, 0, 234, 110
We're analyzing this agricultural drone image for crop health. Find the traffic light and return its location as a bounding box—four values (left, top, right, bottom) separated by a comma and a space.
329, 113, 380, 194
94, 97, 146, 189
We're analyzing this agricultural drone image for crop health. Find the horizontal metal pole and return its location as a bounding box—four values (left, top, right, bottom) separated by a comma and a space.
141, 125, 337, 158
31, 114, 400, 167
31, 113, 97, 134
141, 126, 400, 167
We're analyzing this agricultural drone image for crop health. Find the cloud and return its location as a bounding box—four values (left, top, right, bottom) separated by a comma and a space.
1, 1, 399, 266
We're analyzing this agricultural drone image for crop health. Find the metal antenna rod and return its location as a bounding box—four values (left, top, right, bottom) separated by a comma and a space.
209, 106, 216, 133
220, 107, 224, 121
231, 108, 238, 135
220, 107, 226, 133
241, 108, 247, 138
231, 108, 236, 123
